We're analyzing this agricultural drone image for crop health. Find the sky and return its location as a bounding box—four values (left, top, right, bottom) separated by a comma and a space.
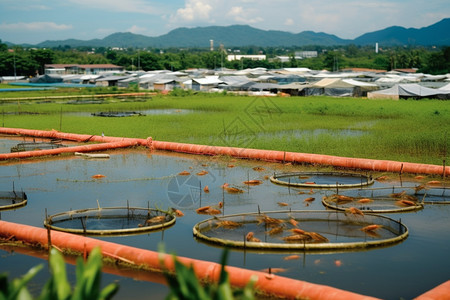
0, 0, 449, 45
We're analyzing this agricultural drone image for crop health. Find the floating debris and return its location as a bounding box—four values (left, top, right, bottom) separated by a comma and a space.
92, 174, 106, 179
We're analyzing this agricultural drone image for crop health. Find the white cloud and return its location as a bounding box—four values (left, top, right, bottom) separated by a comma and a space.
0, 22, 72, 32
128, 25, 148, 35
67, 0, 162, 14
171, 0, 213, 22
226, 6, 262, 23
284, 18, 294, 26
0, 0, 51, 11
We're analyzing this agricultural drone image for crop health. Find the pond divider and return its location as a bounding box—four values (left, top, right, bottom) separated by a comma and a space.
0, 127, 448, 177
0, 140, 139, 160
0, 220, 379, 300
152, 140, 449, 176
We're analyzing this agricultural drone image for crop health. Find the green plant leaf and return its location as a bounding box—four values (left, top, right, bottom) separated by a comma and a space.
10, 264, 43, 300
98, 283, 119, 300
48, 248, 71, 300
72, 247, 103, 300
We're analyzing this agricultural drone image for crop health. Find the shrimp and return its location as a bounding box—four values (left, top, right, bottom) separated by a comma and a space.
361, 224, 382, 232
277, 202, 289, 207
345, 207, 364, 216
178, 171, 190, 176
252, 167, 265, 172
91, 174, 106, 179
283, 255, 300, 261
215, 220, 242, 229
245, 232, 254, 241
304, 197, 315, 203
267, 226, 284, 235
205, 208, 222, 215
305, 232, 329, 243
401, 194, 418, 201
196, 206, 211, 213
196, 170, 208, 176
414, 184, 427, 193
427, 180, 441, 186
282, 234, 311, 242
288, 218, 298, 228
390, 191, 406, 198
357, 198, 373, 204
173, 209, 184, 217
257, 215, 284, 225
376, 175, 389, 181
290, 228, 307, 235
243, 180, 262, 185
395, 199, 416, 207
328, 194, 354, 204
225, 187, 244, 194
145, 215, 166, 224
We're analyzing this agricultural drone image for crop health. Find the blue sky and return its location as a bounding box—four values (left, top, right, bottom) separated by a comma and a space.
0, 0, 449, 45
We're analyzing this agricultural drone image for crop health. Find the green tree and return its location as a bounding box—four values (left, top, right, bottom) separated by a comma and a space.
0, 39, 7, 52
137, 52, 161, 70
30, 49, 55, 75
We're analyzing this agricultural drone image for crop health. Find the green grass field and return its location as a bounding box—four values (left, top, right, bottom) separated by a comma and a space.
1, 88, 449, 165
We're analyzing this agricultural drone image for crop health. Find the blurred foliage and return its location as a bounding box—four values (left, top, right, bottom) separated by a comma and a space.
162, 248, 256, 300
0, 247, 118, 300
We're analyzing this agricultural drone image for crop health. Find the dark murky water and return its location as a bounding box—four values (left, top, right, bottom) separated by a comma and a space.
1, 139, 449, 300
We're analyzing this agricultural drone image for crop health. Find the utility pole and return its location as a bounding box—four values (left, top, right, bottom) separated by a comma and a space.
13, 48, 17, 81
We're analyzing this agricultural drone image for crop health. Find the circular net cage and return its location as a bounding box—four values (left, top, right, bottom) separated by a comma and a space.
0, 191, 27, 211
414, 187, 450, 205
270, 172, 374, 189
44, 207, 176, 236
193, 210, 408, 251
10, 141, 66, 153
322, 188, 424, 213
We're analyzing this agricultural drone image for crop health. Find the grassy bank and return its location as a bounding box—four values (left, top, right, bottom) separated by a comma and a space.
1, 92, 449, 165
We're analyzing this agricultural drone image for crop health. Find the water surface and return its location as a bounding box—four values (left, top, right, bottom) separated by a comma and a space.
0, 141, 449, 300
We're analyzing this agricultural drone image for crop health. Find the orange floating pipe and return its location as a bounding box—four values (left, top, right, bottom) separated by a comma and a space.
0, 127, 151, 147
414, 280, 450, 300
152, 140, 449, 176
0, 127, 447, 176
0, 140, 139, 160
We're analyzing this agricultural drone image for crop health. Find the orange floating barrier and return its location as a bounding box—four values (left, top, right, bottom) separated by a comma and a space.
0, 127, 448, 175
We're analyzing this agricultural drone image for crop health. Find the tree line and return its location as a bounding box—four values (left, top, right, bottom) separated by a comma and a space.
0, 40, 448, 77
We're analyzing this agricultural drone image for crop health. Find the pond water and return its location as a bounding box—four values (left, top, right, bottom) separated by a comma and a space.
64, 108, 195, 117
0, 140, 449, 300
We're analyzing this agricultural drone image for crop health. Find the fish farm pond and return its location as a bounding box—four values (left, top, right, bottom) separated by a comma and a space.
0, 137, 449, 300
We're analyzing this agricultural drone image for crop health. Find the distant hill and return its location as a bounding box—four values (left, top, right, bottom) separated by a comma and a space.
35, 25, 349, 48
10, 18, 450, 48
353, 18, 450, 46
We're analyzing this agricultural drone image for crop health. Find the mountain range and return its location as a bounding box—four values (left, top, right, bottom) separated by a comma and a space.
9, 18, 450, 48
